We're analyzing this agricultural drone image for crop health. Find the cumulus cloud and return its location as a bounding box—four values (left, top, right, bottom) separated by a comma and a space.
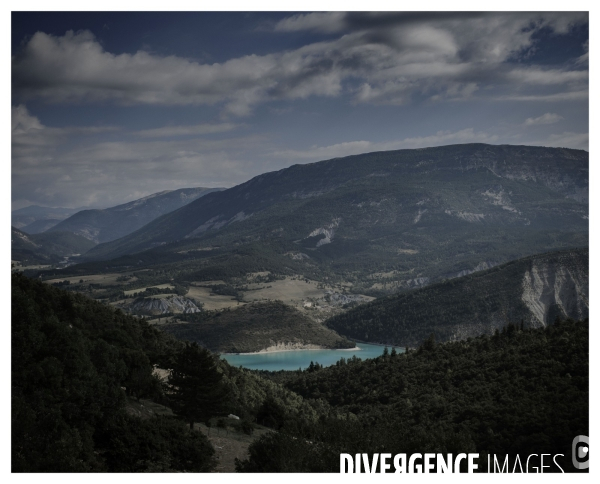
12, 104, 43, 135
12, 30, 344, 115
12, 12, 588, 115
523, 113, 564, 126
11, 104, 267, 208
12, 104, 116, 160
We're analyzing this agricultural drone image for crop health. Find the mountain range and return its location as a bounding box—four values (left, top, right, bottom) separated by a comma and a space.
81, 144, 588, 297
11, 205, 81, 230
47, 187, 224, 244
18, 143, 589, 352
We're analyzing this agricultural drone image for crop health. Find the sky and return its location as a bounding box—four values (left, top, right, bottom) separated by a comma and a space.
11, 10, 589, 210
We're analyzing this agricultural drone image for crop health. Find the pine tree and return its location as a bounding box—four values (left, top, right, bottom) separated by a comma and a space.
168, 343, 230, 429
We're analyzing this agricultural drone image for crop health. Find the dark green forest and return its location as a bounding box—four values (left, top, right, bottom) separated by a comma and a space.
11, 274, 328, 472
236, 319, 589, 472
12, 273, 588, 472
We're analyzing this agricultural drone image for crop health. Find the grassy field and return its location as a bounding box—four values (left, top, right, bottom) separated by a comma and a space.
243, 277, 325, 305
186, 285, 245, 310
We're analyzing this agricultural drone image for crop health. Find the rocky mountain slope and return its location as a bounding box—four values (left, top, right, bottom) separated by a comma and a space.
78, 144, 587, 297
48, 187, 224, 244
325, 248, 588, 347
125, 296, 201, 316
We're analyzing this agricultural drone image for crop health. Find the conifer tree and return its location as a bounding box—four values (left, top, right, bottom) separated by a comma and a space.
168, 343, 230, 429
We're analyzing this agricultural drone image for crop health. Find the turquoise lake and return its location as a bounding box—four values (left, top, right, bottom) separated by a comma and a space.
221, 343, 404, 371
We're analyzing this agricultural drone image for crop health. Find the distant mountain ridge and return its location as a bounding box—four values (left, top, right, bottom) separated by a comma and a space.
48, 187, 224, 244
12, 205, 81, 229
11, 226, 97, 264
21, 218, 63, 234
325, 247, 588, 347
80, 144, 587, 298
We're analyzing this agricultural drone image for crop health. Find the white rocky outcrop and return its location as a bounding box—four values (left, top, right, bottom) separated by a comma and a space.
405, 277, 430, 288
521, 260, 589, 327
481, 186, 519, 213
308, 218, 341, 247
413, 209, 427, 224
444, 210, 485, 222
287, 252, 311, 260
129, 296, 201, 315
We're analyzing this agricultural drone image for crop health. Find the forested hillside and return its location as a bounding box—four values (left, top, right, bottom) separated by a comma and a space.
162, 301, 353, 353
11, 273, 588, 472
325, 248, 588, 347
11, 274, 333, 472
237, 318, 589, 472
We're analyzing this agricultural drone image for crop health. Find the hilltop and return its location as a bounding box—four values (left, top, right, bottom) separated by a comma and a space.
161, 300, 353, 353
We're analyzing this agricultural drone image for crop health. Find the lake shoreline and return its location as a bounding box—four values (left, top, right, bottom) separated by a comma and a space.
224, 345, 361, 356
221, 342, 403, 371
